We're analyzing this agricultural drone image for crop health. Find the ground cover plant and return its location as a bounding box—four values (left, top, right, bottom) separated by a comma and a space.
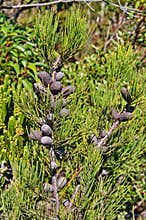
0, 2, 146, 220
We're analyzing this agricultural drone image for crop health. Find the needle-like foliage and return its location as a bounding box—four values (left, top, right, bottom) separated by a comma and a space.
0, 7, 145, 220
34, 6, 90, 70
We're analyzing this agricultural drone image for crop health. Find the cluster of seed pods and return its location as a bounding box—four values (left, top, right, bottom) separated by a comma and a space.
88, 87, 136, 187
29, 68, 76, 148
112, 87, 134, 121
28, 64, 76, 216
89, 87, 135, 148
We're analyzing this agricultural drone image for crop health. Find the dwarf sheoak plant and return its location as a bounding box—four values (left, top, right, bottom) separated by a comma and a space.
0, 7, 145, 220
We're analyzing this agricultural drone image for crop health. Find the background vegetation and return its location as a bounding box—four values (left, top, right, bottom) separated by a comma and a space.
0, 1, 146, 219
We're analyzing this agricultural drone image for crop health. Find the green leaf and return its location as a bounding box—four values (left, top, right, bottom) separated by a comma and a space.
14, 45, 25, 52
13, 63, 20, 76
8, 116, 16, 136
28, 63, 36, 74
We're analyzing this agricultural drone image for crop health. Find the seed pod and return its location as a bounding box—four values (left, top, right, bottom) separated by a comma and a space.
55, 72, 64, 81
121, 87, 132, 103
46, 113, 53, 122
41, 124, 53, 136
40, 136, 53, 146
57, 176, 67, 189
50, 81, 62, 95
29, 130, 42, 140
89, 134, 98, 146
38, 71, 52, 87
62, 86, 76, 97
34, 83, 47, 95
140, 211, 146, 219
50, 161, 57, 170
45, 113, 53, 127
119, 112, 133, 122
112, 109, 120, 120
39, 118, 46, 126
63, 199, 70, 207
44, 183, 54, 193
59, 108, 70, 117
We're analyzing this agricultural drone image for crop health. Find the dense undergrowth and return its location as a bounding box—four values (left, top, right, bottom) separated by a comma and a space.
0, 4, 146, 220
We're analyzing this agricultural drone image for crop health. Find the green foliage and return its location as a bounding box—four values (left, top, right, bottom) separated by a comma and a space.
0, 9, 145, 220
59, 45, 145, 219
34, 7, 90, 70
0, 14, 45, 81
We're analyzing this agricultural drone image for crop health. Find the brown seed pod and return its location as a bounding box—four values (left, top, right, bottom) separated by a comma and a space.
46, 113, 53, 125
50, 161, 57, 170
38, 71, 52, 87
50, 81, 62, 95
34, 83, 47, 95
57, 176, 67, 189
55, 72, 64, 81
62, 86, 76, 97
38, 117, 46, 126
41, 124, 53, 136
118, 111, 133, 122
40, 136, 53, 145
29, 130, 42, 140
59, 108, 70, 117
121, 87, 132, 103
112, 109, 120, 120
43, 183, 54, 193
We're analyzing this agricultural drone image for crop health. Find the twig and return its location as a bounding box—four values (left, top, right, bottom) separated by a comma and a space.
52, 176, 60, 215
68, 184, 80, 208
100, 0, 105, 22
83, 0, 95, 11
1, 0, 145, 16
50, 146, 59, 215
50, 147, 57, 170
97, 120, 119, 147
104, 11, 125, 51
104, 20, 111, 51
1, 0, 100, 9
103, 0, 145, 15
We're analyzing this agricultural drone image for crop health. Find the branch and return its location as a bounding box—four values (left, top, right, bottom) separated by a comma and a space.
1, 0, 101, 9
68, 184, 80, 208
52, 175, 60, 215
1, 0, 146, 16
97, 120, 119, 148
104, 11, 125, 51
104, 0, 145, 15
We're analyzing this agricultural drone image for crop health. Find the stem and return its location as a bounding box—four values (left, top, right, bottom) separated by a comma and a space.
50, 147, 57, 170
52, 176, 60, 215
68, 184, 80, 208
97, 120, 119, 148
